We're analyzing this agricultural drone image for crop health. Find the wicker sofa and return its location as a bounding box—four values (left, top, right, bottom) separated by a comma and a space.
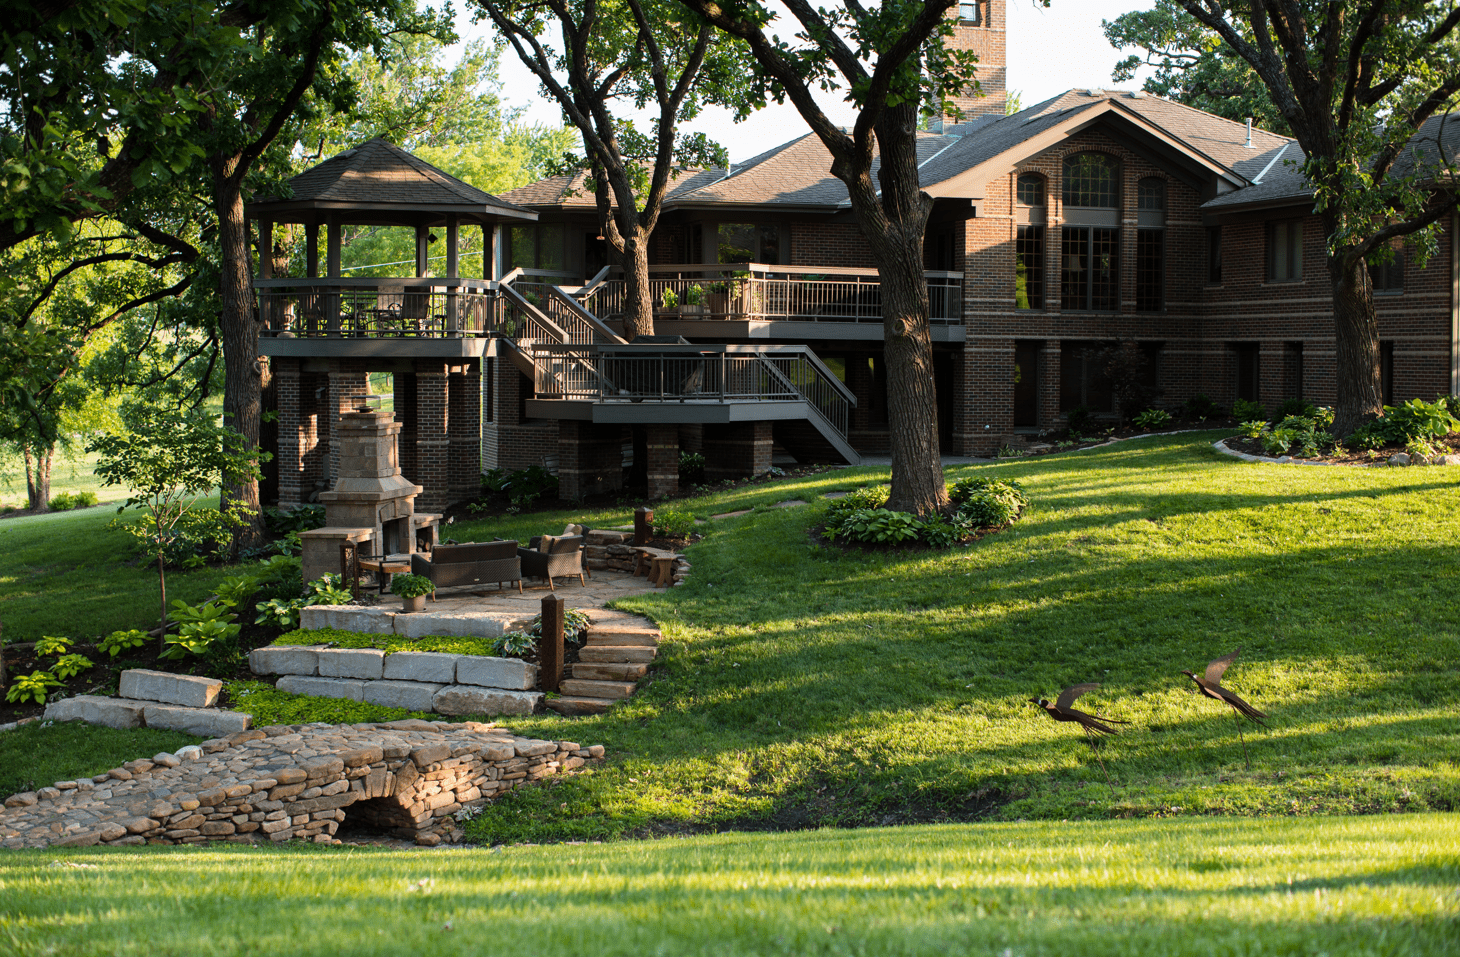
410, 540, 522, 597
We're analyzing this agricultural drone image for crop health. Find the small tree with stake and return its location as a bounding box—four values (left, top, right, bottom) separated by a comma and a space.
89, 404, 263, 645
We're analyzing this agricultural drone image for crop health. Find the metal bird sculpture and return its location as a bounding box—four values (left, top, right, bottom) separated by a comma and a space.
1029, 683, 1129, 784
1182, 648, 1267, 769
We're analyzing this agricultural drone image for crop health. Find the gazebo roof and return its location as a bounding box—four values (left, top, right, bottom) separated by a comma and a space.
247, 137, 537, 226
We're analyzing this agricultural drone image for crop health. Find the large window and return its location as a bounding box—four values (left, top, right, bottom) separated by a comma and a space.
1207, 226, 1223, 283
1368, 238, 1405, 293
1136, 230, 1164, 311
1063, 153, 1119, 208
506, 224, 565, 271
1268, 220, 1303, 281
717, 223, 781, 265
1016, 227, 1044, 309
1062, 227, 1119, 310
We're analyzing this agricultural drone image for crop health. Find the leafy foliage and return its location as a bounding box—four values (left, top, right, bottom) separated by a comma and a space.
1232, 398, 1267, 423
98, 629, 149, 658
530, 607, 592, 642
4, 670, 62, 705
1133, 408, 1172, 431
51, 653, 94, 680
654, 509, 696, 538
33, 636, 72, 658
46, 491, 97, 511
1347, 397, 1460, 447
389, 573, 435, 599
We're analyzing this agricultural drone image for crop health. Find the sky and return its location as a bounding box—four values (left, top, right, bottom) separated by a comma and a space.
454, 1, 1156, 163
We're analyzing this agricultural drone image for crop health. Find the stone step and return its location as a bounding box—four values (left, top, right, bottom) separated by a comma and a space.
584, 631, 659, 647
559, 678, 637, 700
578, 645, 657, 664
545, 696, 617, 716
119, 669, 222, 709
571, 661, 649, 682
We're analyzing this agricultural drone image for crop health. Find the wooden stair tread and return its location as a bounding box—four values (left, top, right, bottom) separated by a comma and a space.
560, 678, 637, 700
545, 696, 617, 716
584, 632, 658, 647
572, 662, 649, 681
579, 646, 656, 663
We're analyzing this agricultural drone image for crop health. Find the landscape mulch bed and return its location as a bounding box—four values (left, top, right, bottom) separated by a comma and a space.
1221, 432, 1460, 466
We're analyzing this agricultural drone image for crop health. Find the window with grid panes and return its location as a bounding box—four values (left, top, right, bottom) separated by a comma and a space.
1368, 238, 1404, 292
1138, 178, 1165, 210
1062, 153, 1119, 208
958, 1, 984, 24
1017, 173, 1045, 207
1016, 227, 1044, 309
1062, 227, 1119, 310
1136, 230, 1164, 311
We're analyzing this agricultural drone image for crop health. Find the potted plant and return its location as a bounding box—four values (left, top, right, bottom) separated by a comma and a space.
657, 287, 679, 315
680, 284, 706, 316
706, 281, 729, 317
391, 573, 435, 613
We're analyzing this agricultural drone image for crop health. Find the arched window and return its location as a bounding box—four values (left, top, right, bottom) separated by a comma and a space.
1017, 173, 1045, 206
1138, 178, 1166, 210
1062, 153, 1119, 208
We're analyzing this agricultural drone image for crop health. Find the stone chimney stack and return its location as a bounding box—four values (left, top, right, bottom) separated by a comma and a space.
940, 0, 1007, 124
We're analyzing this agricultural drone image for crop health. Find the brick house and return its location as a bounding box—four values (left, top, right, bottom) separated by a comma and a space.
254, 0, 1460, 509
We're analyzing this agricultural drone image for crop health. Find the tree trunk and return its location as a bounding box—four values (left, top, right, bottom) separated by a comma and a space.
1330, 252, 1384, 438
214, 163, 267, 552
874, 227, 947, 515
620, 227, 655, 341
22, 445, 52, 511
157, 552, 168, 647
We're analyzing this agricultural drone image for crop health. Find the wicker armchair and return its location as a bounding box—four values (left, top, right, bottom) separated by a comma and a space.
411, 540, 522, 597
527, 524, 592, 580
517, 535, 586, 591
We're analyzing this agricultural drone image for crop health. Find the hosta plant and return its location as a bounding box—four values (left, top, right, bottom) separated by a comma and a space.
51, 654, 94, 680
5, 671, 62, 705
99, 629, 149, 658
34, 635, 72, 658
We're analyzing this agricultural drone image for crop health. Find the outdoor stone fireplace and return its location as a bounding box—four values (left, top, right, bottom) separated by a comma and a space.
300, 403, 435, 583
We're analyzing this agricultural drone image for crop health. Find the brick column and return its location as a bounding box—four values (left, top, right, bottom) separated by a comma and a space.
703, 421, 772, 481
1260, 341, 1285, 412
326, 366, 369, 488
275, 360, 304, 507
646, 424, 679, 498
557, 421, 623, 500
415, 364, 450, 512
1040, 340, 1063, 429
960, 337, 1016, 455
394, 371, 418, 486
448, 362, 482, 501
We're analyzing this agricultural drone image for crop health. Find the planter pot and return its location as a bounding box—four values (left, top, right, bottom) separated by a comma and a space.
400, 595, 426, 614
678, 304, 706, 316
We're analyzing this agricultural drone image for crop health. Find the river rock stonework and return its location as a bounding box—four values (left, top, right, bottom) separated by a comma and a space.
0, 720, 603, 849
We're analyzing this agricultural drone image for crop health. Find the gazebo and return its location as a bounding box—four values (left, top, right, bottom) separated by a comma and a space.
249, 138, 538, 512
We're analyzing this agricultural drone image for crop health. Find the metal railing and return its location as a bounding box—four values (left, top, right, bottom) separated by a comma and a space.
499, 270, 623, 345
256, 277, 495, 337
585, 263, 963, 324
531, 343, 855, 439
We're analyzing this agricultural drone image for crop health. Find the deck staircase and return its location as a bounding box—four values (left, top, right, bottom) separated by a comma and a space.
495, 273, 861, 465
546, 619, 661, 716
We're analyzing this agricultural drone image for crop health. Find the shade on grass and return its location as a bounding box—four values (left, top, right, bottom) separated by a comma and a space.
443, 432, 1460, 839
1, 815, 1455, 956
0, 495, 235, 641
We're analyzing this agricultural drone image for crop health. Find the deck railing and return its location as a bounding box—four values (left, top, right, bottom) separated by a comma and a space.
532, 343, 855, 438
586, 263, 963, 324
256, 277, 495, 337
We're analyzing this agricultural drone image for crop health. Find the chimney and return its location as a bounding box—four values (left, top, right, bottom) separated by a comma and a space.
940, 0, 1007, 124
1245, 117, 1253, 148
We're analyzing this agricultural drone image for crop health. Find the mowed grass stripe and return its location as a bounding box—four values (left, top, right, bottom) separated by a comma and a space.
1, 815, 1455, 956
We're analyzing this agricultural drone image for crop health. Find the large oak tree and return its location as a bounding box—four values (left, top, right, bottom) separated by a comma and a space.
671, 0, 985, 514
1151, 1, 1460, 436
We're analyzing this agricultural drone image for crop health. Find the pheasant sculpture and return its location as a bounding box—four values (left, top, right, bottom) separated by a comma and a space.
1182, 648, 1267, 768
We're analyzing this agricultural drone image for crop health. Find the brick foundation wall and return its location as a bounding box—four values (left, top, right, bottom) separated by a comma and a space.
703, 422, 772, 480
448, 363, 482, 501
557, 421, 624, 500
646, 424, 679, 498
414, 365, 450, 513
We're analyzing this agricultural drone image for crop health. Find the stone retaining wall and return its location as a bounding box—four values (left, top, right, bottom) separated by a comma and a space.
585, 530, 691, 586
251, 646, 542, 715
1, 720, 602, 848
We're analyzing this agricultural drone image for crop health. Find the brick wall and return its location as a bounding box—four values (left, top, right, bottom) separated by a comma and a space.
488, 355, 559, 471
557, 421, 623, 500
703, 422, 773, 480
943, 1, 1006, 120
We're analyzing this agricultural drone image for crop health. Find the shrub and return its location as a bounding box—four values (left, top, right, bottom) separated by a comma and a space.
163, 600, 241, 661
52, 653, 94, 680
1066, 405, 1093, 435
956, 487, 1025, 529
829, 508, 923, 544
654, 508, 696, 538
390, 574, 435, 599
490, 632, 537, 657
47, 491, 98, 511
917, 514, 963, 549
661, 288, 679, 309
215, 572, 262, 608
111, 506, 246, 568
1385, 397, 1459, 441
1232, 398, 1267, 423
824, 486, 890, 529
1132, 408, 1172, 431
255, 598, 307, 631
1259, 430, 1295, 455
1184, 393, 1221, 421
678, 451, 706, 477
263, 504, 325, 535
1239, 420, 1268, 439
949, 477, 1027, 512
5, 670, 62, 705
304, 574, 354, 605
98, 629, 149, 658
34, 635, 72, 658
1277, 398, 1318, 419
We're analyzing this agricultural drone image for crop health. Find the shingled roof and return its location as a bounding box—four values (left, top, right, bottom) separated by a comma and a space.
497, 166, 721, 210
249, 137, 536, 223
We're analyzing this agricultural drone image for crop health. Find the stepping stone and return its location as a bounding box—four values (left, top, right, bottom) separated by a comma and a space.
823, 491, 849, 499
710, 509, 752, 519
774, 500, 808, 508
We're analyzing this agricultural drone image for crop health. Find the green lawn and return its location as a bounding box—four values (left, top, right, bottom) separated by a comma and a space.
435, 432, 1460, 840
2, 815, 1455, 956
0, 447, 136, 512
0, 495, 238, 642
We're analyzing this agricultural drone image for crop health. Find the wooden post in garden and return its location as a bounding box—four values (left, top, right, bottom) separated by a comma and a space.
634, 506, 654, 546
540, 595, 564, 693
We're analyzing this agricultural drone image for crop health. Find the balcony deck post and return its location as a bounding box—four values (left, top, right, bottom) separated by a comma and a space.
325, 216, 342, 335
446, 215, 460, 334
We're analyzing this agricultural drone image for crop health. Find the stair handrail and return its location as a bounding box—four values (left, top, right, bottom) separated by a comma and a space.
545, 285, 625, 344
494, 281, 571, 345
576, 265, 614, 300
754, 353, 852, 440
